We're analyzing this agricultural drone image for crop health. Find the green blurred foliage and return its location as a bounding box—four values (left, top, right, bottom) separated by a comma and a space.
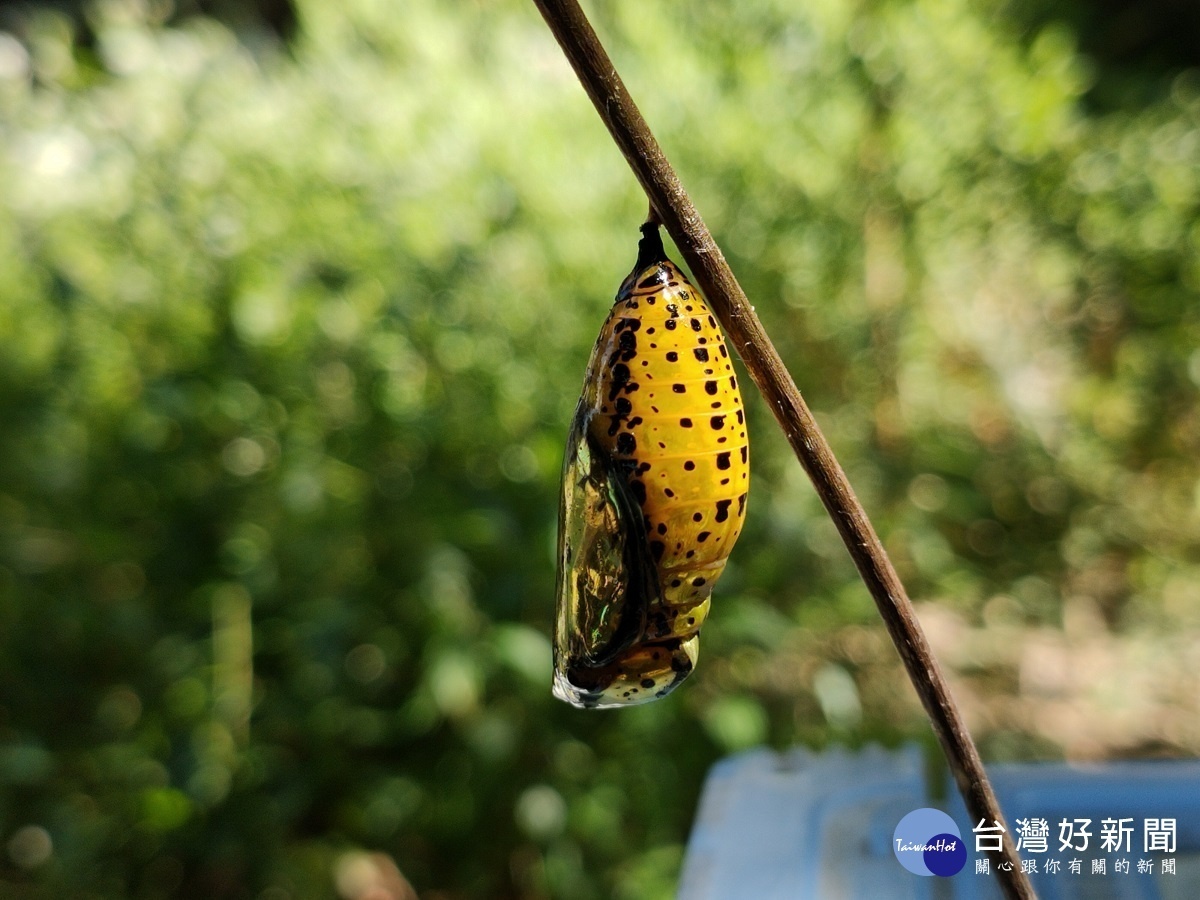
0, 0, 1198, 897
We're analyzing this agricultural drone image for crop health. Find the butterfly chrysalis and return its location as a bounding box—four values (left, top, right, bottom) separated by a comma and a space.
553, 223, 749, 709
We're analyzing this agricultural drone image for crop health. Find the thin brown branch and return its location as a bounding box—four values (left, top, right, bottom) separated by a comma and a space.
530, 0, 1034, 896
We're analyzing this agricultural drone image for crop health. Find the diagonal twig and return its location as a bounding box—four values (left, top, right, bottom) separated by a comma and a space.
529, 0, 1034, 896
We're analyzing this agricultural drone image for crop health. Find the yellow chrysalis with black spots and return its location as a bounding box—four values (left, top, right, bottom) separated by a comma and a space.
552, 222, 749, 709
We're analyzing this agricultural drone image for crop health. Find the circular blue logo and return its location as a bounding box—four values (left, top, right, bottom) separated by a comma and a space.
893, 808, 966, 877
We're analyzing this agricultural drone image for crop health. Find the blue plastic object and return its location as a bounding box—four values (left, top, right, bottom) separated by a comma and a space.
678, 745, 932, 899
678, 746, 1200, 899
